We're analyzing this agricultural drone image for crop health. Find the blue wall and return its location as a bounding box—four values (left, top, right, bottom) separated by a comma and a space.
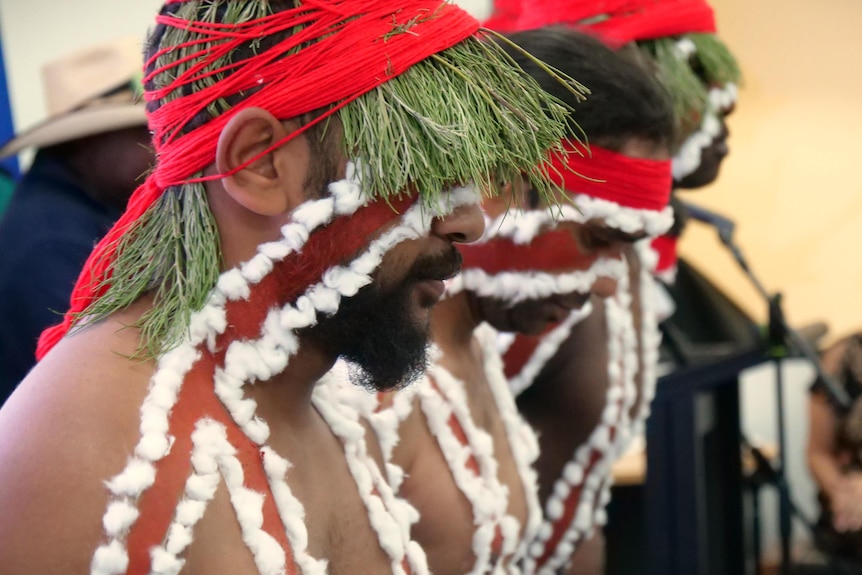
0, 32, 18, 179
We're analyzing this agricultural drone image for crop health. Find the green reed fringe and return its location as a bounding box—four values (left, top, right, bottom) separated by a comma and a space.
637, 33, 740, 145
75, 0, 581, 358
688, 33, 741, 88
78, 183, 222, 359
340, 29, 580, 210
641, 37, 709, 141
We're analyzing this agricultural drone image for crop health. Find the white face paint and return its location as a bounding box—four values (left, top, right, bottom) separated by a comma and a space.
672, 83, 738, 181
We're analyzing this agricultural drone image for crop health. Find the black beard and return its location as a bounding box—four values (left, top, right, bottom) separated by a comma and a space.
306, 246, 462, 392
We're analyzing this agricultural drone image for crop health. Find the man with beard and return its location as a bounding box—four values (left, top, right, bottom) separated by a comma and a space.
371, 28, 674, 575
482, 1, 743, 573
0, 2, 578, 574
309, 244, 467, 392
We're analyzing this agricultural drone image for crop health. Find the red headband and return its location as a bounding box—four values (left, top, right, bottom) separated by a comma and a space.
581, 0, 716, 45
486, 0, 716, 45
482, 0, 522, 32
37, 0, 479, 359
549, 140, 671, 212
145, 1, 478, 189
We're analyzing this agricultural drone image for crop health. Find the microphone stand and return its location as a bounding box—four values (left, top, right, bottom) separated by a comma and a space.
707, 223, 851, 575
717, 227, 851, 411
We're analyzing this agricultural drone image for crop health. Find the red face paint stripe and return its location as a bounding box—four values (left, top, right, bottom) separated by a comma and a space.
459, 229, 597, 275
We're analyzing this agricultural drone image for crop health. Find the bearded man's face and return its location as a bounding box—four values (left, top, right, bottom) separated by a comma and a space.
307, 243, 462, 391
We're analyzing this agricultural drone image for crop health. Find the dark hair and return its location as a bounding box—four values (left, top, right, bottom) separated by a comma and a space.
502, 27, 675, 153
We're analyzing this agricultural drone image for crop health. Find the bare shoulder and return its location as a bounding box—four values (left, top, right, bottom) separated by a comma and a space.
0, 308, 155, 574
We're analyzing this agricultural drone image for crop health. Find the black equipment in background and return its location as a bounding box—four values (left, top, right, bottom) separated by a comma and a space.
685, 201, 850, 575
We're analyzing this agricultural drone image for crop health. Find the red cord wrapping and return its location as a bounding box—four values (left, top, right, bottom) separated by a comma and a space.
36, 0, 479, 359
485, 0, 716, 45
547, 140, 671, 212
651, 233, 678, 274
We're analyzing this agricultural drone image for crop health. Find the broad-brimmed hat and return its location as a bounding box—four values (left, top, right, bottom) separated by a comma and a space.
0, 36, 147, 158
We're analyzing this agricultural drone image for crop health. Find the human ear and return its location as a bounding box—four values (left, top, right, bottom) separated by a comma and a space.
215, 107, 308, 216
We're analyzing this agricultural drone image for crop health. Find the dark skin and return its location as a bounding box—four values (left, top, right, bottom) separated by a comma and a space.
388, 191, 643, 574
53, 125, 154, 211
515, 245, 645, 575
517, 245, 645, 504
472, 221, 646, 336
0, 108, 485, 575
394, 288, 534, 575
500, 137, 663, 574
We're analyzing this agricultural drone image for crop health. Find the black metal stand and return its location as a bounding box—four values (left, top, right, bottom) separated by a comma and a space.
697, 212, 852, 575
718, 229, 850, 411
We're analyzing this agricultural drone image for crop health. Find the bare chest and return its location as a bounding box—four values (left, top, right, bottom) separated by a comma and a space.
182, 443, 396, 575
170, 395, 413, 575
405, 347, 537, 573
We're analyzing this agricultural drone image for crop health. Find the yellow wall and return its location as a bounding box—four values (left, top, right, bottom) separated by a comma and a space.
679, 0, 862, 342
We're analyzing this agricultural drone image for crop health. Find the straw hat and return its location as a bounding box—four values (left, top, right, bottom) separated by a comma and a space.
0, 36, 148, 158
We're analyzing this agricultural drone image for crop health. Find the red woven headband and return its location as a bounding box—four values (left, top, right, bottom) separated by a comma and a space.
145, 0, 479, 189
486, 0, 716, 45
581, 0, 716, 45
549, 140, 671, 211
37, 0, 479, 359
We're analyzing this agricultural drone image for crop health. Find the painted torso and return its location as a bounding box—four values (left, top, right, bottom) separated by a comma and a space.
84, 174, 445, 575
502, 243, 661, 574
376, 326, 542, 575
91, 358, 425, 575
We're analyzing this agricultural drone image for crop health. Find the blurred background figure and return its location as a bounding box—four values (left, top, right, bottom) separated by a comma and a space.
0, 37, 151, 400
808, 334, 862, 572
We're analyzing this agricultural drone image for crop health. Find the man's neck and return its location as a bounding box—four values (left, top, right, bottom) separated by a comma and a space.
246, 336, 337, 426
431, 292, 481, 358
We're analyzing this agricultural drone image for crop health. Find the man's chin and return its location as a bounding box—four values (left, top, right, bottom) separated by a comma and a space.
413, 278, 446, 308
346, 346, 430, 392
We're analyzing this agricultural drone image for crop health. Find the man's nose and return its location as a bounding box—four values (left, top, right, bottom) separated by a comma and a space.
431, 203, 485, 244
591, 276, 619, 299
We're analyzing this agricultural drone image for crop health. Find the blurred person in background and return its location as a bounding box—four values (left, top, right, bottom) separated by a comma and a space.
0, 37, 152, 398
808, 334, 862, 570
